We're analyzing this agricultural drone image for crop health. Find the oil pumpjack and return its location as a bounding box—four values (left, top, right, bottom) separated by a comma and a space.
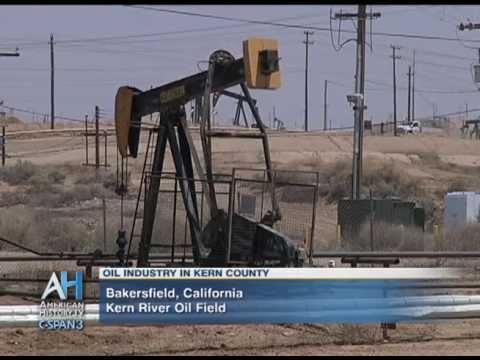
114, 38, 305, 268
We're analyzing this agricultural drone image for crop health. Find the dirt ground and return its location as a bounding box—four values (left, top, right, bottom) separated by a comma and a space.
1, 319, 480, 355
2, 125, 480, 355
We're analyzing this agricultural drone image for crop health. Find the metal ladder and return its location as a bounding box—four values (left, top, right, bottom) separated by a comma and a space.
125, 118, 160, 264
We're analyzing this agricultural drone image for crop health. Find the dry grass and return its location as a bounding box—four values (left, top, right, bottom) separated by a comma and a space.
441, 223, 480, 251
0, 161, 120, 208
346, 221, 432, 251
0, 203, 128, 254
279, 157, 427, 203
0, 207, 88, 252
0, 162, 130, 253
276, 157, 442, 227
447, 177, 470, 193
74, 167, 128, 193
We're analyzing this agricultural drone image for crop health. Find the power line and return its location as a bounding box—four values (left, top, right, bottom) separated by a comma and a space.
378, 5, 431, 15
415, 107, 480, 121
4, 19, 475, 82
2, 12, 329, 49
0, 104, 88, 124
125, 5, 480, 44
366, 78, 479, 94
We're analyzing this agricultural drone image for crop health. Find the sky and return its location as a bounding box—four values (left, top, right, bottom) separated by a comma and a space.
1, 5, 480, 129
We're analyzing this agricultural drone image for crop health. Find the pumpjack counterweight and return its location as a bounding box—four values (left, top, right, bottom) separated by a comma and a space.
115, 38, 304, 267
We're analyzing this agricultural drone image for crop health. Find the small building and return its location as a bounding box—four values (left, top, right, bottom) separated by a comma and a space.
444, 192, 480, 233
337, 198, 425, 248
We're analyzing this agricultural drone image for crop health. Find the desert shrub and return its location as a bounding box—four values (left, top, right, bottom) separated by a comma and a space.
61, 184, 107, 207
288, 158, 352, 203
0, 207, 35, 251
47, 169, 66, 184
28, 173, 56, 193
273, 157, 440, 225
0, 192, 27, 207
275, 170, 317, 186
417, 151, 442, 165
314, 159, 424, 204
279, 186, 315, 203
416, 150, 458, 172
362, 161, 424, 200
347, 221, 428, 251
442, 223, 480, 251
447, 177, 469, 193
102, 171, 120, 191
25, 183, 108, 208
0, 160, 37, 184
0, 160, 66, 189
60, 184, 107, 204
0, 207, 110, 253
40, 216, 90, 252
74, 168, 129, 193
74, 171, 102, 185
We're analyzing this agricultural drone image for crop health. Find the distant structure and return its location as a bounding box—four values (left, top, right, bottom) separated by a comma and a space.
444, 192, 480, 233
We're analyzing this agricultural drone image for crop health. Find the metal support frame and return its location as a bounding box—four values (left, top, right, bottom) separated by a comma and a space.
83, 110, 110, 168
137, 107, 207, 266
240, 83, 281, 222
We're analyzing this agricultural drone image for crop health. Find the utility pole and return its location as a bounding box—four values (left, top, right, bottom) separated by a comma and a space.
95, 105, 100, 168
50, 34, 55, 130
84, 114, 89, 166
0, 50, 20, 167
323, 80, 328, 131
0, 48, 20, 146
458, 23, 480, 85
390, 45, 401, 136
1, 125, 5, 167
273, 106, 276, 129
412, 50, 416, 123
335, 5, 380, 200
407, 66, 412, 123
303, 31, 314, 132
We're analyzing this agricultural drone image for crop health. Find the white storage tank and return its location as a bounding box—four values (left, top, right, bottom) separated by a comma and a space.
444, 192, 480, 233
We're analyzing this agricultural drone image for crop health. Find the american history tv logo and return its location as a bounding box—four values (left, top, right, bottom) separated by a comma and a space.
38, 271, 85, 331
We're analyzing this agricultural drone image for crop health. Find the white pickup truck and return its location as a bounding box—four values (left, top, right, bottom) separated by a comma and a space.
397, 120, 421, 134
